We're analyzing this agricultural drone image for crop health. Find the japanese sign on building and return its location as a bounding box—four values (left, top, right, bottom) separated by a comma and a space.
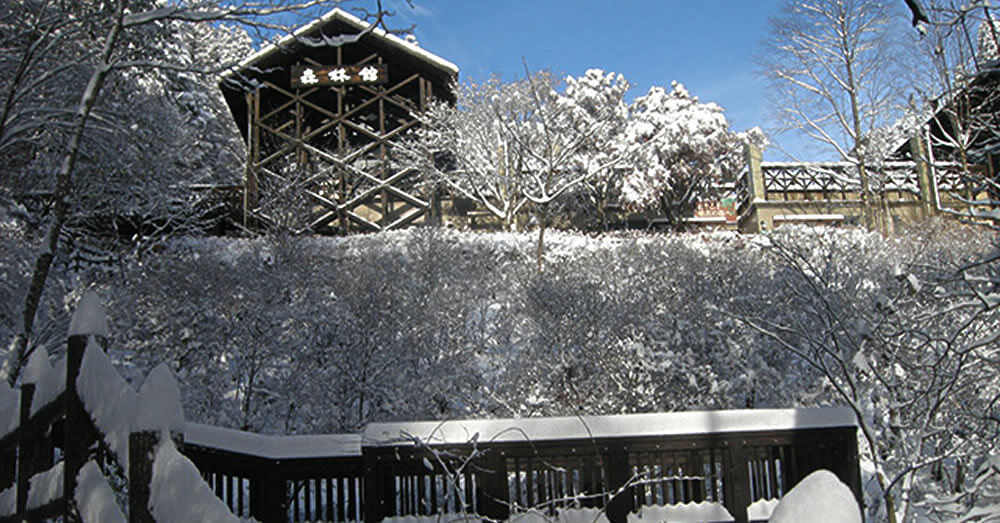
291, 64, 389, 88
694, 198, 739, 224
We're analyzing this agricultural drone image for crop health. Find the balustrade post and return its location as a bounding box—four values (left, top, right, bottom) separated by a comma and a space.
128, 429, 184, 523
0, 447, 15, 492
63, 333, 92, 522
481, 449, 509, 521
743, 142, 770, 232
603, 442, 632, 523
15, 383, 35, 516
128, 431, 158, 523
249, 471, 287, 523
910, 134, 938, 217
363, 452, 380, 523
724, 442, 750, 523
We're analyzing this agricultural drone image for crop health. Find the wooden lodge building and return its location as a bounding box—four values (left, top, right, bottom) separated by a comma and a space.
217, 10, 997, 237
216, 9, 749, 235
219, 8, 458, 234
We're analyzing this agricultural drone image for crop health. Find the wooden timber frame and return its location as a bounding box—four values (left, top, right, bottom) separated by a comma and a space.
220, 8, 458, 234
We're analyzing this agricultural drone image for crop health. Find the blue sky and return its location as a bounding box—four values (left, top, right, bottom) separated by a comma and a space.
382, 0, 791, 156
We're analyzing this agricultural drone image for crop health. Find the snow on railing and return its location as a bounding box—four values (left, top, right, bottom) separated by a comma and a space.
0, 486, 12, 517
78, 346, 238, 521
150, 438, 239, 523
75, 461, 125, 523
68, 291, 110, 337
0, 291, 240, 521
70, 292, 238, 522
22, 347, 66, 416
133, 364, 185, 436
363, 407, 857, 446
185, 421, 361, 459
25, 462, 62, 510
0, 383, 18, 440
77, 338, 137, 466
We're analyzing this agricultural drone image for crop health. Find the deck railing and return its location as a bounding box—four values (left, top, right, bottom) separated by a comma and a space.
735, 141, 995, 232
182, 408, 861, 523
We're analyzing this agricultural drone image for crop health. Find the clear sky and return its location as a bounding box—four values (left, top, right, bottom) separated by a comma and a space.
382, 0, 791, 156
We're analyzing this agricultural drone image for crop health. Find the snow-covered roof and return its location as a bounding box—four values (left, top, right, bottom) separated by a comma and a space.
184, 422, 361, 459
362, 407, 857, 447
224, 7, 458, 79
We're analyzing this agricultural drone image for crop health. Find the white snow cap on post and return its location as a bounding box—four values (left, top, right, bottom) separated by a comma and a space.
21, 346, 52, 386
769, 469, 861, 523
68, 291, 110, 337
133, 364, 184, 433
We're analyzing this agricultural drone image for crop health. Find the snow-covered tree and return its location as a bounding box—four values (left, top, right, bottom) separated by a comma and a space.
402, 70, 637, 267
905, 1, 1000, 224
0, 0, 387, 385
619, 82, 757, 229
728, 224, 1000, 523
762, 0, 906, 233
558, 69, 631, 230
402, 76, 533, 231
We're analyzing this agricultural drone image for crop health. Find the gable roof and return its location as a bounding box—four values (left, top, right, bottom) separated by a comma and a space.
222, 8, 458, 81
219, 8, 459, 140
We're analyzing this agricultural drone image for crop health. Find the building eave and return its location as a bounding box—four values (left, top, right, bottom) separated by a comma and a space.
221, 7, 458, 81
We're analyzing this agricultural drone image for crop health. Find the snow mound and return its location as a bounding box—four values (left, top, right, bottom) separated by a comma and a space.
769, 469, 860, 523
134, 363, 184, 433
382, 514, 479, 523
150, 437, 238, 523
69, 291, 110, 337
502, 509, 611, 523
628, 501, 733, 522
746, 498, 779, 521
76, 461, 126, 523
558, 507, 611, 523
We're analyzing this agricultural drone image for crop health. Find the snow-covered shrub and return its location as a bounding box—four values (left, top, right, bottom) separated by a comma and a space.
54, 221, 998, 522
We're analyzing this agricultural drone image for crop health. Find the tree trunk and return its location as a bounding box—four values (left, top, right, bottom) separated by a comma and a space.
535, 210, 546, 271
2, 5, 125, 385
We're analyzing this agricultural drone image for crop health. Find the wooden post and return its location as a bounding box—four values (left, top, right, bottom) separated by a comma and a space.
843, 430, 863, 508
911, 134, 938, 217
603, 442, 631, 523
128, 431, 158, 523
244, 90, 260, 228
480, 449, 509, 521
362, 452, 380, 523
250, 470, 286, 523
127, 429, 184, 523
0, 447, 15, 491
724, 443, 751, 523
16, 383, 35, 516
63, 334, 91, 521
